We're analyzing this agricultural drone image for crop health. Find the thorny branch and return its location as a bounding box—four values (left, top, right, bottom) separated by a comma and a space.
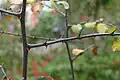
0, 0, 120, 80
28, 33, 120, 48
20, 0, 28, 80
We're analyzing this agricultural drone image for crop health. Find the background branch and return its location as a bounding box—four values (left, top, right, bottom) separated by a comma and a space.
0, 31, 55, 40
0, 8, 20, 17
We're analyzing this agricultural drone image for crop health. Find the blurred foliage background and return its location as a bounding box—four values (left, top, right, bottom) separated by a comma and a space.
0, 0, 120, 80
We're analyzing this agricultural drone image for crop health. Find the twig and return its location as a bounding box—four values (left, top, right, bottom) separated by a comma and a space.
0, 31, 55, 40
78, 24, 85, 37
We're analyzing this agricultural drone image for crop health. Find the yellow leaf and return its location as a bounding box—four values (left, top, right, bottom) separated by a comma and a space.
84, 22, 96, 28
72, 48, 84, 56
71, 24, 82, 34
107, 26, 117, 33
96, 23, 108, 33
112, 38, 120, 51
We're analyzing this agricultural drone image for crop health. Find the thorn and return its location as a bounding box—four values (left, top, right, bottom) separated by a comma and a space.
68, 25, 72, 28
27, 45, 31, 51
111, 29, 117, 36
18, 15, 21, 20
3, 76, 7, 79
26, 48, 30, 52
44, 41, 48, 48
111, 32, 115, 36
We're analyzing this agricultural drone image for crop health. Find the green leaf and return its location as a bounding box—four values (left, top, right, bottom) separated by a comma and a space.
71, 24, 82, 34
107, 26, 117, 33
57, 1, 70, 9
96, 23, 108, 33
84, 22, 96, 28
112, 38, 120, 52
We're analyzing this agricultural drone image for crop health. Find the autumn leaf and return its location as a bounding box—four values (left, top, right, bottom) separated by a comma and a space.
96, 23, 108, 33
107, 26, 117, 34
91, 47, 98, 56
84, 22, 96, 28
71, 24, 82, 34
72, 48, 84, 56
112, 38, 120, 51
7, 16, 12, 20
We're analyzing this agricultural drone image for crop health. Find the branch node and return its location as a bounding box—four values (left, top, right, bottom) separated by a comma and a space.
27, 45, 31, 52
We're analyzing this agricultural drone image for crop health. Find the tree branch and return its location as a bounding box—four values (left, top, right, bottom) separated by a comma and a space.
20, 0, 28, 80
0, 8, 20, 17
28, 33, 120, 48
64, 9, 75, 80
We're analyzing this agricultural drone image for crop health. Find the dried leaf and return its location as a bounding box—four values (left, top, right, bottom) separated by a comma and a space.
72, 48, 84, 56
7, 16, 12, 20
91, 47, 98, 56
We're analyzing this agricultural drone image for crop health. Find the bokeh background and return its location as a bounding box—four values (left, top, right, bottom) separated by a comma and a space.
0, 0, 120, 80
